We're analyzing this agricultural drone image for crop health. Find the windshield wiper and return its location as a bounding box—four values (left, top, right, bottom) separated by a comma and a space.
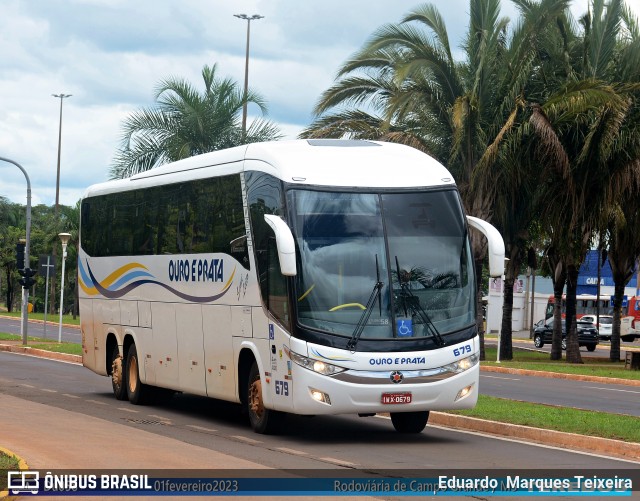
395, 256, 445, 346
346, 255, 383, 352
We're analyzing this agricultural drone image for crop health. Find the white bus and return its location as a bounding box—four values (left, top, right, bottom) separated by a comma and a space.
78, 139, 504, 434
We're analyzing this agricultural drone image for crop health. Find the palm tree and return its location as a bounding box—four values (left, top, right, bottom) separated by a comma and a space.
110, 64, 282, 179
301, 0, 570, 360
528, 0, 640, 362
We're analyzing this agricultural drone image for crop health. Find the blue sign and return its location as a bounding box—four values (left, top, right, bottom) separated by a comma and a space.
610, 295, 628, 308
396, 319, 413, 337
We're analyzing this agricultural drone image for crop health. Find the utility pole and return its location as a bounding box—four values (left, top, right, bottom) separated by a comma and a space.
51, 93, 72, 316
234, 14, 263, 141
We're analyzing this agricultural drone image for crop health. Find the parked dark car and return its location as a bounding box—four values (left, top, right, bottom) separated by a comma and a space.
533, 318, 599, 351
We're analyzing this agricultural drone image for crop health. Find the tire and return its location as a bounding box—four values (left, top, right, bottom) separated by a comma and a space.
586, 344, 596, 352
126, 344, 149, 405
246, 361, 283, 434
622, 335, 635, 342
534, 335, 544, 348
561, 338, 567, 351
111, 345, 127, 401
390, 411, 429, 434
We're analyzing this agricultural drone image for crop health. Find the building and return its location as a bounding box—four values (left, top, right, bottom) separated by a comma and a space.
485, 250, 638, 333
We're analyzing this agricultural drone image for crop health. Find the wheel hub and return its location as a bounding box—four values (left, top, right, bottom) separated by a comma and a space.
249, 378, 264, 417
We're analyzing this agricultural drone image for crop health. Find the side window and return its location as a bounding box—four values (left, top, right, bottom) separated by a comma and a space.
246, 171, 290, 329
82, 174, 249, 263
267, 237, 290, 327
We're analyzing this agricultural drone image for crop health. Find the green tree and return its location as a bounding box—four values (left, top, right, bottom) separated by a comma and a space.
529, 0, 640, 362
110, 64, 282, 179
301, 0, 569, 360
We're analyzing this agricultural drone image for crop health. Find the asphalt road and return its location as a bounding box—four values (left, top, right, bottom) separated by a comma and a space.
0, 316, 81, 343
480, 372, 640, 416
0, 351, 636, 473
1, 317, 638, 417
485, 336, 638, 359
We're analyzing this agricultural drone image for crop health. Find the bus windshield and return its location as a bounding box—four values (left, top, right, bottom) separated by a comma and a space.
288, 189, 475, 341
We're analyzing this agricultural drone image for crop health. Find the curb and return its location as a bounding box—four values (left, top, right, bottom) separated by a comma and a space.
481, 365, 640, 386
0, 446, 29, 500
430, 412, 640, 461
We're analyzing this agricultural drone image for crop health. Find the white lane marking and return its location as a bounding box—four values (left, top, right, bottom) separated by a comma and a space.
231, 435, 262, 445
85, 399, 107, 405
62, 393, 81, 399
275, 447, 308, 456
117, 407, 140, 413
319, 457, 358, 467
20, 384, 35, 388
41, 388, 57, 393
584, 386, 640, 394
186, 425, 218, 433
481, 375, 521, 381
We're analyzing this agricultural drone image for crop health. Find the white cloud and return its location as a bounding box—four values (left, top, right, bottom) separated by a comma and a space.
0, 0, 635, 207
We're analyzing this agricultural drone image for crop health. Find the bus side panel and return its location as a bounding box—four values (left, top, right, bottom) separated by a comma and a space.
120, 300, 139, 327
231, 306, 253, 338
79, 299, 96, 372
265, 319, 292, 411
138, 301, 152, 328
92, 299, 119, 376
175, 304, 207, 396
138, 327, 155, 385
150, 303, 179, 390
203, 305, 237, 401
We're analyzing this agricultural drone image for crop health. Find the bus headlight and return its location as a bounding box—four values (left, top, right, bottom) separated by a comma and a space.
443, 353, 479, 374
289, 350, 347, 376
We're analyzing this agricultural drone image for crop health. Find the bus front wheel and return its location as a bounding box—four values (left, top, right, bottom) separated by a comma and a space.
247, 361, 283, 434
390, 411, 429, 433
111, 345, 127, 401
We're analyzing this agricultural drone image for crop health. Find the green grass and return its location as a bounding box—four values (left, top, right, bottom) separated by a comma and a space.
0, 450, 21, 491
451, 395, 640, 443
0, 332, 81, 355
0, 310, 80, 326
30, 342, 82, 356
482, 346, 640, 381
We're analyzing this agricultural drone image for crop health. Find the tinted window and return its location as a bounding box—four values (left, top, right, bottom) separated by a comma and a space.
81, 175, 248, 267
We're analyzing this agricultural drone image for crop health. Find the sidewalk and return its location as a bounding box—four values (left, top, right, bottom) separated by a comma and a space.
1, 340, 639, 477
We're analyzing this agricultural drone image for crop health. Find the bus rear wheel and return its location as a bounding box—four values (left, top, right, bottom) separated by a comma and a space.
390, 411, 429, 433
126, 344, 149, 405
111, 345, 127, 401
247, 361, 283, 434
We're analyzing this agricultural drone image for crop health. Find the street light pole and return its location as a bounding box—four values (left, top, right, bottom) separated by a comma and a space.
51, 93, 71, 318
58, 233, 71, 343
234, 13, 263, 141
52, 93, 72, 217
0, 156, 32, 345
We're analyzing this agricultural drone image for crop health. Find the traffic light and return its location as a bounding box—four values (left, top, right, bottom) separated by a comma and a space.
16, 242, 25, 271
18, 268, 36, 288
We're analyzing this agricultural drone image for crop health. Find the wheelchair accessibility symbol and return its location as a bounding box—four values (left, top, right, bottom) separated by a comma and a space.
396, 319, 413, 337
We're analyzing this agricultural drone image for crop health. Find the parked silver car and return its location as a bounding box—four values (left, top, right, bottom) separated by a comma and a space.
580, 314, 613, 341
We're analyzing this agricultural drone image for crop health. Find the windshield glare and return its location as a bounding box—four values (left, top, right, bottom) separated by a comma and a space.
289, 189, 475, 341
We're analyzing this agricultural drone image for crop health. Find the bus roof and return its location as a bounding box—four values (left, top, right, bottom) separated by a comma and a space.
82, 139, 456, 198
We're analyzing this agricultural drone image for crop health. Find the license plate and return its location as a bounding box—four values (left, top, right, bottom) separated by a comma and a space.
381, 392, 412, 404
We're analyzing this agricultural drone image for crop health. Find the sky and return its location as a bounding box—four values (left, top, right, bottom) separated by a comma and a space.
1, 0, 638, 208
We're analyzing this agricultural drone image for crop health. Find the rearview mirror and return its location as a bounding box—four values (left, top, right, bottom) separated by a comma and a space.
466, 216, 505, 277
263, 215, 297, 276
